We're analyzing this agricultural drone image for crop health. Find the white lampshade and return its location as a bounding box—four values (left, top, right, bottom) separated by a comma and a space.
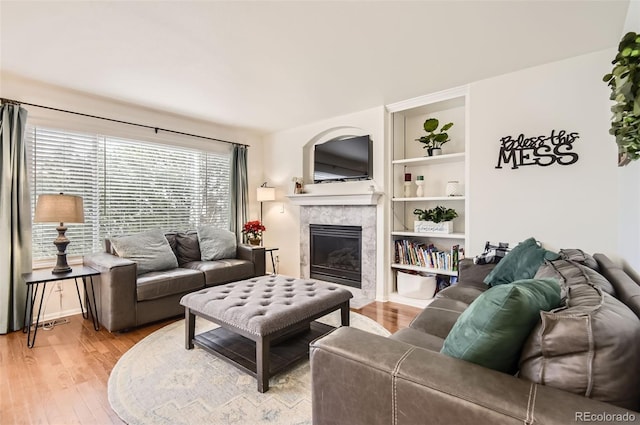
256, 187, 275, 202
34, 194, 84, 224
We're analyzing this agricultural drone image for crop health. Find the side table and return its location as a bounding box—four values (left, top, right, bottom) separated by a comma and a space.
22, 266, 100, 348
264, 247, 279, 275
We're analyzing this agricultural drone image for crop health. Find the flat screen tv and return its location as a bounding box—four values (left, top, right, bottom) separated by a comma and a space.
313, 135, 373, 183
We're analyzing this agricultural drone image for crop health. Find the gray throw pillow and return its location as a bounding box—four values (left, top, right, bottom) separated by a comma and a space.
197, 226, 237, 261
110, 229, 178, 275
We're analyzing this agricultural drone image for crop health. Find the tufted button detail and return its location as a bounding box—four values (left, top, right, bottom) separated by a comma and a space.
307, 293, 315, 297
285, 294, 294, 298
285, 288, 293, 292
328, 287, 336, 290
286, 278, 295, 282
262, 294, 273, 298
284, 301, 292, 305
260, 301, 271, 306
240, 295, 249, 299
265, 288, 273, 293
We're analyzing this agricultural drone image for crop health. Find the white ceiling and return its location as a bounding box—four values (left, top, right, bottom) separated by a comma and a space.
0, 1, 630, 135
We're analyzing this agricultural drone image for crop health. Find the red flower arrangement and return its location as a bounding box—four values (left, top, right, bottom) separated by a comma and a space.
242, 220, 266, 240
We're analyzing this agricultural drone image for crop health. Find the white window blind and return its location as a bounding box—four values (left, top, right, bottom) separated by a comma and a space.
26, 125, 232, 262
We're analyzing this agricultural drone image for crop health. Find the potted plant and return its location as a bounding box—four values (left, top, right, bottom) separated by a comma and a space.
242, 220, 266, 245
603, 31, 640, 166
415, 118, 454, 156
413, 206, 458, 233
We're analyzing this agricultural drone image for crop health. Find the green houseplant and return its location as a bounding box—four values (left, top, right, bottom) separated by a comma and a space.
413, 206, 458, 233
603, 31, 640, 165
415, 118, 454, 156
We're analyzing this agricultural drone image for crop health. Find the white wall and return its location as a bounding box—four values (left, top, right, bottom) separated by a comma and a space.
260, 106, 386, 297
1, 71, 264, 320
468, 49, 618, 256
618, 0, 640, 274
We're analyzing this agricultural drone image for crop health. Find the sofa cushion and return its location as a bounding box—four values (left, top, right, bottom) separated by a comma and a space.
441, 278, 561, 374
136, 268, 205, 301
409, 297, 470, 339
436, 284, 486, 305
559, 248, 599, 271
594, 253, 640, 319
183, 259, 254, 286
535, 259, 616, 298
390, 327, 444, 352
175, 231, 202, 265
484, 237, 559, 287
519, 283, 640, 411
110, 229, 179, 275
197, 226, 237, 261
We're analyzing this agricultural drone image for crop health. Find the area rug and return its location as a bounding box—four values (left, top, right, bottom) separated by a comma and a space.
109, 311, 390, 425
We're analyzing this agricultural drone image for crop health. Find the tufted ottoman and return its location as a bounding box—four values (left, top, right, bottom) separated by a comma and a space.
180, 275, 353, 392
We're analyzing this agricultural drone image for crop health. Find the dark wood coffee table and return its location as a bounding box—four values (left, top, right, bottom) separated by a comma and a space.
181, 275, 352, 392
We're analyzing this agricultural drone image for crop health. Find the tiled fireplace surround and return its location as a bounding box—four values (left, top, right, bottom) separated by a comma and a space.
299, 205, 377, 302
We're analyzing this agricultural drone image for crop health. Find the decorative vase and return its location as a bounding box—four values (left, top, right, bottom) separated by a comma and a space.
430, 148, 442, 156
248, 238, 261, 246
403, 182, 412, 197
415, 179, 425, 197
446, 181, 461, 197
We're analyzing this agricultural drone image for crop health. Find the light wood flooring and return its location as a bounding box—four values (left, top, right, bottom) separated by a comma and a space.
0, 301, 421, 425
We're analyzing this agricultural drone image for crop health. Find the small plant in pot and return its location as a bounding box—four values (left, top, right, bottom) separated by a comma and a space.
415, 118, 454, 156
413, 206, 458, 233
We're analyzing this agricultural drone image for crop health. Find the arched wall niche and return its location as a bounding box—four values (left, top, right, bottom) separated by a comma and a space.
302, 126, 369, 184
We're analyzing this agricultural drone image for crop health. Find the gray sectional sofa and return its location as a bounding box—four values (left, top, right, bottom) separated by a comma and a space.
311, 251, 640, 424
84, 230, 265, 332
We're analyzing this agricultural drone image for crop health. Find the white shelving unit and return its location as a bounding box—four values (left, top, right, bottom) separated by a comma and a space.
386, 86, 470, 308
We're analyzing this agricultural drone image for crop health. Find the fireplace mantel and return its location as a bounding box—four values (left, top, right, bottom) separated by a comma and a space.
286, 192, 382, 206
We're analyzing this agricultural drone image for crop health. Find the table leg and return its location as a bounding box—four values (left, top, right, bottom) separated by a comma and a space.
27, 282, 47, 348
341, 301, 350, 326
270, 251, 277, 276
82, 276, 100, 331
185, 308, 195, 350
23, 284, 33, 334
74, 277, 88, 320
256, 336, 270, 393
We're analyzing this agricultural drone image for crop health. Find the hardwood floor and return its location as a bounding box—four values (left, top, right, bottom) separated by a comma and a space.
0, 301, 420, 424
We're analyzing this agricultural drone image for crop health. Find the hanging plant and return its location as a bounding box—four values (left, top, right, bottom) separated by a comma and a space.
603, 31, 640, 166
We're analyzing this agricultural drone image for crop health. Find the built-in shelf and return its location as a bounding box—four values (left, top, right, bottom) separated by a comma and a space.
392, 196, 465, 202
391, 231, 466, 239
286, 192, 382, 206
391, 263, 458, 276
392, 152, 465, 166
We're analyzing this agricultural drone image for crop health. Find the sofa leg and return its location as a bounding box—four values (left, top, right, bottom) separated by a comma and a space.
185, 308, 195, 349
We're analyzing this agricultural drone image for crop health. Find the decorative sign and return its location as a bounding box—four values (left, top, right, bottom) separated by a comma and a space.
495, 130, 580, 169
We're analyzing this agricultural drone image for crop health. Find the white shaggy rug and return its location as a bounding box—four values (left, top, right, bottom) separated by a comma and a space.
108, 311, 390, 425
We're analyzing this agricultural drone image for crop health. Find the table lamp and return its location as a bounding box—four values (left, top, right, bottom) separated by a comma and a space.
34, 193, 84, 274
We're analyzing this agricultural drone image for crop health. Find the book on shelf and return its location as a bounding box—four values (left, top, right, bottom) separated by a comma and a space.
394, 240, 462, 272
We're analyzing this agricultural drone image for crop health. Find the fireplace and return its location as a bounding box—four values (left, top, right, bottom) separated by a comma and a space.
309, 224, 362, 288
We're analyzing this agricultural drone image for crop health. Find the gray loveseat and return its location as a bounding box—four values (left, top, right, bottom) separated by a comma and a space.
311, 252, 640, 424
84, 231, 265, 332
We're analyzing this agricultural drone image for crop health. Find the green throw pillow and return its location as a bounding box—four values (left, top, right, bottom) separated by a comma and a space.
484, 237, 559, 286
441, 278, 561, 374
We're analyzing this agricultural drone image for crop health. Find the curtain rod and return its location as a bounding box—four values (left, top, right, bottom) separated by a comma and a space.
0, 97, 248, 148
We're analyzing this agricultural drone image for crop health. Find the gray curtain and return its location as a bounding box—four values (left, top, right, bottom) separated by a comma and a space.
0, 103, 31, 334
230, 145, 248, 242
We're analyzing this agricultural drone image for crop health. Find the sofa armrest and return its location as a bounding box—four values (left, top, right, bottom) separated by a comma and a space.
310, 327, 636, 425
237, 244, 265, 276
83, 252, 137, 332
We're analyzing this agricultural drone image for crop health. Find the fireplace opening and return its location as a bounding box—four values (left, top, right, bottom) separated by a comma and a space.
309, 224, 362, 288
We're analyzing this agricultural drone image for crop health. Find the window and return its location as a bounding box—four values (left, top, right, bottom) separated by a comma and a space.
26, 125, 232, 262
